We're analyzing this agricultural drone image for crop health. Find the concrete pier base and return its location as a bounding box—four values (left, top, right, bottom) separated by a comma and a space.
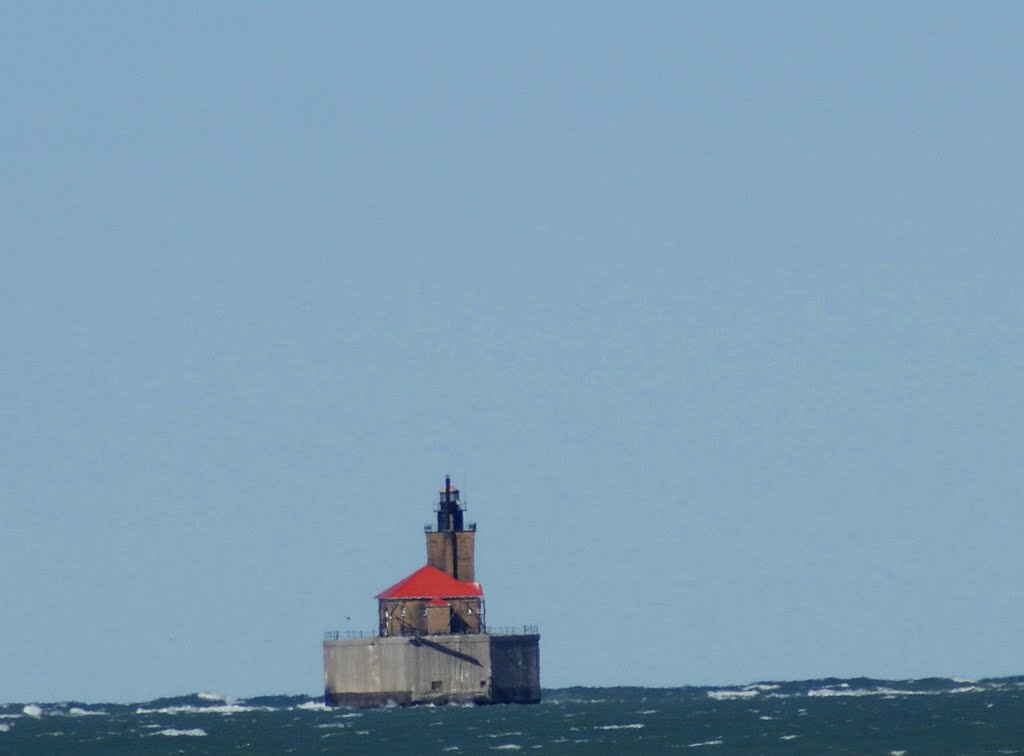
323, 633, 540, 707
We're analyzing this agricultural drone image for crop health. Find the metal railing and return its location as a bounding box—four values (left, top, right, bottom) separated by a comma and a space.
323, 630, 377, 641
487, 625, 539, 636
325, 625, 539, 640
424, 522, 477, 532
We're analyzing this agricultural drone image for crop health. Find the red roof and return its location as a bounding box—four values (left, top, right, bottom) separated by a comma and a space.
375, 564, 483, 600
425, 597, 451, 607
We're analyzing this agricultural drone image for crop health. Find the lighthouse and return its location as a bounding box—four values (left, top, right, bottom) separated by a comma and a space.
323, 476, 541, 707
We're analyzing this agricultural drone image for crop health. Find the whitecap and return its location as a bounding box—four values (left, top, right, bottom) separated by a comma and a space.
68, 707, 107, 717
153, 728, 206, 737
707, 689, 758, 700
807, 687, 878, 698
0, 723, 10, 733
689, 740, 723, 748
780, 734, 799, 740
492, 746, 521, 751
22, 705, 42, 718
296, 700, 330, 711
487, 731, 524, 738
636, 709, 658, 715
136, 703, 272, 715
594, 723, 644, 730
807, 687, 931, 699
198, 691, 232, 703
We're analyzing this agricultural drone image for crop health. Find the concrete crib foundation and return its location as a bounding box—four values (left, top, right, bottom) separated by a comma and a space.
323, 633, 540, 707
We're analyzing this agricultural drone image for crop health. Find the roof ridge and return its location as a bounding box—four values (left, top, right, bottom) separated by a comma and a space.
375, 563, 484, 600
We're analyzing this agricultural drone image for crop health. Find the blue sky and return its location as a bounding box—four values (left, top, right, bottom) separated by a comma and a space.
2, 3, 1022, 702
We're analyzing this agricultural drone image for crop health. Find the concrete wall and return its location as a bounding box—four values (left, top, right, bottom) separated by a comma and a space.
491, 634, 541, 704
324, 633, 540, 707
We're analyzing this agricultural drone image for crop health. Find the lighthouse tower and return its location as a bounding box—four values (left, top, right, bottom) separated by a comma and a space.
425, 475, 476, 581
323, 475, 540, 707
375, 476, 484, 637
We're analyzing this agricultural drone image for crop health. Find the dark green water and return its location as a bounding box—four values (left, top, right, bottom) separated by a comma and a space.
3, 677, 1023, 753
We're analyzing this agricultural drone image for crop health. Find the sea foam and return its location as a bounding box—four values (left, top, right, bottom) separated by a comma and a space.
296, 700, 330, 711
706, 683, 778, 700
136, 703, 272, 716
68, 707, 107, 717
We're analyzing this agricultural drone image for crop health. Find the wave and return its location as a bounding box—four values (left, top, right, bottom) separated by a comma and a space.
4, 678, 1024, 710
151, 728, 207, 737
1, 681, 1022, 752
707, 689, 759, 700
197, 691, 236, 703
135, 702, 276, 716
695, 676, 1024, 702
296, 700, 331, 711
67, 707, 107, 716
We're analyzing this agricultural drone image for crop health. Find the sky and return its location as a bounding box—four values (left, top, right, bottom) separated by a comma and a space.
2, 2, 1023, 703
